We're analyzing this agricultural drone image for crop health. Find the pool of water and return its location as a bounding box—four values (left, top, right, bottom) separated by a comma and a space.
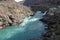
0, 11, 47, 40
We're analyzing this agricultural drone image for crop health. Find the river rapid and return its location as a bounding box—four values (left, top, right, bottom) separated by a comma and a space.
0, 11, 47, 40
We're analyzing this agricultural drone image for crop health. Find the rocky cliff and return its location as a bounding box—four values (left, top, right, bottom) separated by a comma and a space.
24, 0, 60, 6
0, 3, 33, 29
41, 7, 60, 40
23, 0, 60, 12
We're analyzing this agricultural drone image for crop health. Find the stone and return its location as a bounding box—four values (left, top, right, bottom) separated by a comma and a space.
41, 7, 60, 40
0, 26, 3, 29
0, 2, 33, 29
0, 22, 3, 26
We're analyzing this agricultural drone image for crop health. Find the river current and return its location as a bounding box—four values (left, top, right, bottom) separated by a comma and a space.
0, 11, 47, 40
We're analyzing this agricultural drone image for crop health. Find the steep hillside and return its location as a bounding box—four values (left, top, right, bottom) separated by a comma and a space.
0, 2, 33, 29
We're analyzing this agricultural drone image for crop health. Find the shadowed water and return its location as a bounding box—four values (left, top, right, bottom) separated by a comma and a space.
0, 11, 47, 40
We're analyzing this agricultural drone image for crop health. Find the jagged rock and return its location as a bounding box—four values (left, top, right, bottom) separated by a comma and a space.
0, 3, 33, 29
24, 0, 60, 6
42, 7, 60, 40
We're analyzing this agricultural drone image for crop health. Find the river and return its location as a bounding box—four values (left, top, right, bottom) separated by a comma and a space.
0, 11, 47, 40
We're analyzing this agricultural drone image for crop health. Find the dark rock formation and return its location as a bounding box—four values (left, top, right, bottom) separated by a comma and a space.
23, 0, 60, 6
23, 0, 60, 12
41, 7, 60, 40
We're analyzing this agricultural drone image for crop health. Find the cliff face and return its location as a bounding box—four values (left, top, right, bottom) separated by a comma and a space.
0, 3, 33, 29
23, 0, 60, 12
41, 7, 60, 40
23, 0, 60, 6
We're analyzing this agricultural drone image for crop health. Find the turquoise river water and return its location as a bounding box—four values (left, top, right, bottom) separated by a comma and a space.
0, 11, 47, 40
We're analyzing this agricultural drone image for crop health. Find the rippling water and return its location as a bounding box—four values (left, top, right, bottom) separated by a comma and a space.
0, 11, 47, 40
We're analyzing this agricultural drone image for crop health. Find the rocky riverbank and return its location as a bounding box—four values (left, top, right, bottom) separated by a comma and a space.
0, 3, 33, 29
41, 7, 60, 40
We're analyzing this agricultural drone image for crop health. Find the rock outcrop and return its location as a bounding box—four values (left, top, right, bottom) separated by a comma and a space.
24, 0, 60, 6
23, 0, 60, 12
41, 7, 60, 40
0, 3, 33, 29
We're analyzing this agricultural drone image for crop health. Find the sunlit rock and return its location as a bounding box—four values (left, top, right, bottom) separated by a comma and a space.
0, 3, 33, 29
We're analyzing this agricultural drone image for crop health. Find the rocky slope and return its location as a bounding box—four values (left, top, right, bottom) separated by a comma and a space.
24, 0, 60, 6
41, 7, 60, 40
0, 3, 33, 29
23, 0, 60, 12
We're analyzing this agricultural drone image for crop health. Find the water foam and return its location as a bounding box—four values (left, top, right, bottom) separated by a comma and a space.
0, 11, 47, 40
